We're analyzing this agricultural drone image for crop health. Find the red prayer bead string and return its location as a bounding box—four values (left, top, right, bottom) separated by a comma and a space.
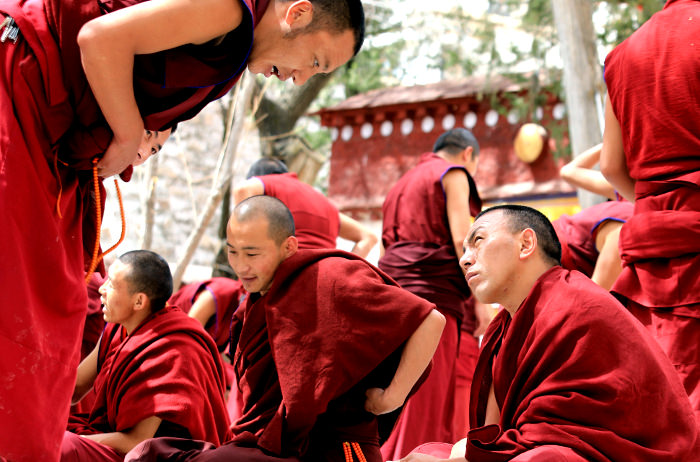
342, 442, 367, 462
84, 159, 126, 283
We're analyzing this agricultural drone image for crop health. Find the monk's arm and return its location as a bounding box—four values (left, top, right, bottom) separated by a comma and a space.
600, 95, 635, 202
591, 221, 624, 291
72, 340, 100, 405
82, 415, 162, 455
338, 212, 378, 258
233, 177, 265, 205
188, 289, 216, 328
443, 169, 473, 269
559, 143, 617, 200
78, 0, 243, 177
365, 309, 446, 415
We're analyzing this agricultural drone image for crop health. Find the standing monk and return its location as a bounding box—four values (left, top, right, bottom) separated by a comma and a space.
126, 195, 445, 462
379, 128, 483, 460
0, 0, 365, 459
234, 157, 378, 257
601, 0, 700, 422
397, 205, 697, 462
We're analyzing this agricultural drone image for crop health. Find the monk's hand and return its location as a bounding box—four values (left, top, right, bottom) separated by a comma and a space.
364, 387, 403, 415
97, 137, 141, 178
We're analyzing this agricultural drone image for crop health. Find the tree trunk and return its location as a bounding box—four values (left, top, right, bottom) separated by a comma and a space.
139, 153, 160, 249
551, 0, 607, 208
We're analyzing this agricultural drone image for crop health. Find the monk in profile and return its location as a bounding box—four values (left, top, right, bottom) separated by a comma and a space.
63, 250, 231, 461
127, 195, 446, 461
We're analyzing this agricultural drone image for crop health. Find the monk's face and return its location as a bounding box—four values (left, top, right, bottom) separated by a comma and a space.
99, 260, 141, 327
226, 215, 292, 295
133, 128, 171, 167
248, 24, 355, 86
460, 210, 520, 305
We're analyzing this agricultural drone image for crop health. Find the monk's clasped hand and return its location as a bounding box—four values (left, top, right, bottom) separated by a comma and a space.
364, 387, 403, 415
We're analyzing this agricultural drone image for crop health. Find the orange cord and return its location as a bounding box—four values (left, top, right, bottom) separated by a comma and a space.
84, 159, 126, 283
342, 442, 367, 462
53, 153, 63, 219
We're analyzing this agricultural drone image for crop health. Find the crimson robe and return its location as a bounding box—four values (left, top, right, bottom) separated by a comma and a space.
168, 277, 247, 352
552, 201, 633, 277
67, 306, 232, 448
124, 249, 436, 462
258, 173, 340, 250
0, 0, 263, 459
465, 267, 697, 461
379, 152, 481, 460
604, 0, 700, 420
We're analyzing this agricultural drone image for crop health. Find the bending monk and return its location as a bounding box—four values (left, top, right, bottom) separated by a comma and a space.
62, 250, 231, 461
0, 0, 365, 458
235, 157, 378, 257
397, 205, 697, 461
601, 0, 700, 422
126, 195, 446, 461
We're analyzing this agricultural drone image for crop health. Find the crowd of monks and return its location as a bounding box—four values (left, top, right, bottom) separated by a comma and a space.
1, 0, 699, 461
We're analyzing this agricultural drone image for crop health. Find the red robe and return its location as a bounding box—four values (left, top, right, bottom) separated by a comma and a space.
258, 173, 340, 250
552, 201, 633, 277
123, 249, 436, 462
379, 152, 481, 460
0, 0, 262, 459
465, 267, 697, 461
604, 0, 700, 420
67, 306, 232, 447
168, 277, 247, 352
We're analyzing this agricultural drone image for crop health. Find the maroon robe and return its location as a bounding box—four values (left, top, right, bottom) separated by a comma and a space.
465, 267, 697, 461
124, 249, 436, 462
258, 173, 340, 250
604, 0, 700, 420
67, 306, 232, 448
379, 152, 481, 460
552, 201, 633, 277
0, 0, 263, 459
168, 277, 247, 352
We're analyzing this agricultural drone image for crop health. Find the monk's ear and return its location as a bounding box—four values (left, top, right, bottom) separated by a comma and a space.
518, 228, 537, 260
284, 0, 313, 30
283, 236, 298, 258
133, 293, 149, 312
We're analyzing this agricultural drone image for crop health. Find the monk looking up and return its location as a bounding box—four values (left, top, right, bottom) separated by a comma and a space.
62, 250, 231, 461
126, 195, 446, 462
397, 205, 697, 462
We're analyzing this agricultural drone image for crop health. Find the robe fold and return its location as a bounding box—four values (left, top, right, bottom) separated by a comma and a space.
379, 152, 481, 460
465, 267, 698, 462
552, 201, 632, 277
258, 173, 341, 250
604, 0, 700, 420
68, 306, 232, 448
123, 249, 436, 462
169, 277, 246, 351
0, 0, 263, 459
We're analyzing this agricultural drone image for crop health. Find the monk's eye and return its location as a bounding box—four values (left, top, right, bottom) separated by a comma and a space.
145, 130, 152, 139
313, 58, 319, 68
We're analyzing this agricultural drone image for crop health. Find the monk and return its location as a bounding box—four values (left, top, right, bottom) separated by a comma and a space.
125, 195, 446, 462
551, 201, 633, 290
601, 0, 700, 422
397, 204, 698, 461
379, 128, 483, 460
234, 157, 378, 257
169, 277, 247, 352
62, 250, 231, 461
0, 0, 365, 459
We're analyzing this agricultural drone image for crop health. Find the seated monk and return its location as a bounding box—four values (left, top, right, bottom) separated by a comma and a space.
62, 250, 232, 461
125, 195, 446, 462
396, 205, 698, 461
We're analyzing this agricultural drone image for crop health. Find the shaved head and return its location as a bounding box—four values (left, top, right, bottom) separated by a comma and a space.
233, 195, 295, 245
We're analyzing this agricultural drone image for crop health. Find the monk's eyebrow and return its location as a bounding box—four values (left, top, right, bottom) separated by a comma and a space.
466, 225, 484, 245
